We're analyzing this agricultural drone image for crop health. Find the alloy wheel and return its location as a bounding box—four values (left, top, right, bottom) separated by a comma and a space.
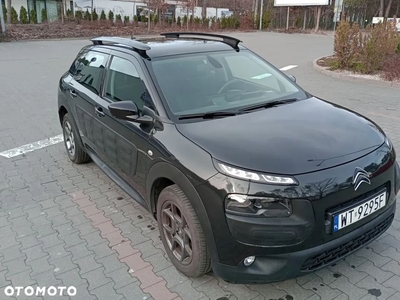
161, 201, 193, 265
63, 120, 75, 157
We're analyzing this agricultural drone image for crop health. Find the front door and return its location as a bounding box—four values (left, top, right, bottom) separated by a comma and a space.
95, 51, 157, 200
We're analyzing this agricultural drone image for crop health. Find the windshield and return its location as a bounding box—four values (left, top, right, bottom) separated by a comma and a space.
149, 50, 307, 117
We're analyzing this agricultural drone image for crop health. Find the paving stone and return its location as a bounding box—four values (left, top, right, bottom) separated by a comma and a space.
80, 231, 106, 248
387, 292, 400, 300
52, 254, 78, 275
89, 281, 124, 300
6, 269, 36, 287
169, 280, 206, 300
88, 242, 116, 260
107, 266, 138, 290
33, 269, 63, 287
54, 222, 78, 237
46, 243, 70, 262
39, 233, 64, 250
329, 276, 368, 300
28, 256, 55, 276
157, 266, 188, 289
80, 267, 112, 291
0, 234, 20, 251
329, 261, 368, 284
248, 284, 288, 299
62, 231, 86, 249
98, 253, 124, 275
218, 280, 260, 300
55, 268, 87, 287
356, 261, 394, 284
0, 270, 12, 289
143, 252, 171, 273
67, 283, 97, 300
22, 244, 47, 263
355, 248, 391, 268
303, 276, 348, 300
116, 281, 152, 300
3, 258, 31, 277
273, 279, 316, 300
73, 222, 99, 237
1, 244, 25, 263
381, 260, 400, 276
356, 275, 396, 300
74, 254, 102, 275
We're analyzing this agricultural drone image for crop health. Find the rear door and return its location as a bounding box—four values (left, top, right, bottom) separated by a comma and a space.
68, 49, 111, 161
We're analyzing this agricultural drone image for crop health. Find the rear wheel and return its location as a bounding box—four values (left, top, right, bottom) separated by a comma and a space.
62, 113, 90, 164
157, 184, 211, 277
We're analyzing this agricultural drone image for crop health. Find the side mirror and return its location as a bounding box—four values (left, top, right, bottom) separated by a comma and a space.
109, 101, 154, 126
287, 75, 296, 83
109, 101, 140, 121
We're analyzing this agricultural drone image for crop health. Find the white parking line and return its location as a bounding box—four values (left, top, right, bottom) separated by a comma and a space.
0, 134, 64, 158
280, 65, 298, 71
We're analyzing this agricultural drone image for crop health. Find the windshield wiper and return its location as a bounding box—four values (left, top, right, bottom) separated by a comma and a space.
179, 111, 238, 120
239, 98, 298, 113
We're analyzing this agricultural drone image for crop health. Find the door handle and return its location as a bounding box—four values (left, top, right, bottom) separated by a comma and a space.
95, 106, 105, 118
69, 89, 77, 98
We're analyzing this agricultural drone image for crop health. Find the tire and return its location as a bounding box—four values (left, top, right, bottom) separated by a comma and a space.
157, 184, 212, 277
62, 113, 90, 164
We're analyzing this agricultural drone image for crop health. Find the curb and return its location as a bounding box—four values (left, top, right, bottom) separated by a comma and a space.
312, 57, 400, 89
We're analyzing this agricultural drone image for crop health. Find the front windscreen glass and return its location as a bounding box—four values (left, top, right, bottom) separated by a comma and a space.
150, 50, 308, 117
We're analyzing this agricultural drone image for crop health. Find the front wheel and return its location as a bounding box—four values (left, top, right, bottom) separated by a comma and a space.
157, 184, 211, 277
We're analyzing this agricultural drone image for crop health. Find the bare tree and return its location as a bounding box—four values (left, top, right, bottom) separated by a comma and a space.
385, 0, 394, 17
6, 0, 11, 23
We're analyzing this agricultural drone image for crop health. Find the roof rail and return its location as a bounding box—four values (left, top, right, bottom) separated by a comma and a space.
160, 32, 242, 51
90, 36, 151, 53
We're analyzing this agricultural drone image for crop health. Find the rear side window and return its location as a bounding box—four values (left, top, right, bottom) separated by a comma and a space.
70, 50, 109, 95
105, 56, 154, 112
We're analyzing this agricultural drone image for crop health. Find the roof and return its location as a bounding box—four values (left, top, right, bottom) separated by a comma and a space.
90, 34, 246, 59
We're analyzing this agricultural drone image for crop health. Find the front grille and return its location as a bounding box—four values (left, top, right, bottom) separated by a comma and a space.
301, 214, 394, 271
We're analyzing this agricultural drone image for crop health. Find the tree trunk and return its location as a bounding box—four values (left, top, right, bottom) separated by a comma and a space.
61, 0, 64, 24
254, 0, 258, 27
202, 0, 206, 18
6, 0, 11, 23
384, 0, 393, 18
379, 0, 384, 17
186, 6, 189, 30
314, 6, 321, 32
303, 8, 306, 30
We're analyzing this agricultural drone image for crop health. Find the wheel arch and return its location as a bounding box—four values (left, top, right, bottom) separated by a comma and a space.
58, 105, 69, 125
146, 162, 219, 261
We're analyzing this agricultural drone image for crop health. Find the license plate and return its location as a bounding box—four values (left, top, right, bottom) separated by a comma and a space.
333, 191, 387, 232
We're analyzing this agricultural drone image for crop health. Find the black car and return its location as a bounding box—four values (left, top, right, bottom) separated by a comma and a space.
58, 33, 400, 284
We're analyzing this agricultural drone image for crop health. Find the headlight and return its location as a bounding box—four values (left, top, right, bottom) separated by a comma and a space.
385, 137, 393, 151
226, 194, 292, 218
216, 162, 298, 185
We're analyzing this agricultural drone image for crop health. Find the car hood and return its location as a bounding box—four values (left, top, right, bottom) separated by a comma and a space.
175, 97, 385, 175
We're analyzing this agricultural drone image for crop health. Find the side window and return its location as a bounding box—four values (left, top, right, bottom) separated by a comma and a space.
105, 56, 154, 112
71, 51, 108, 95
224, 55, 280, 91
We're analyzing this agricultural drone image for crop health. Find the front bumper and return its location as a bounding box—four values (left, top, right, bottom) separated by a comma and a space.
195, 143, 398, 283
211, 199, 396, 284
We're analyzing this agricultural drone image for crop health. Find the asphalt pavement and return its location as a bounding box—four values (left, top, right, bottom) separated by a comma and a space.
0, 31, 399, 300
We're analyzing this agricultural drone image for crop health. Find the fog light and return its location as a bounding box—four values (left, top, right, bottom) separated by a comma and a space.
243, 256, 256, 267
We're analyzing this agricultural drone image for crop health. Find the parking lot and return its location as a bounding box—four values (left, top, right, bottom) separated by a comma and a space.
0, 31, 400, 300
